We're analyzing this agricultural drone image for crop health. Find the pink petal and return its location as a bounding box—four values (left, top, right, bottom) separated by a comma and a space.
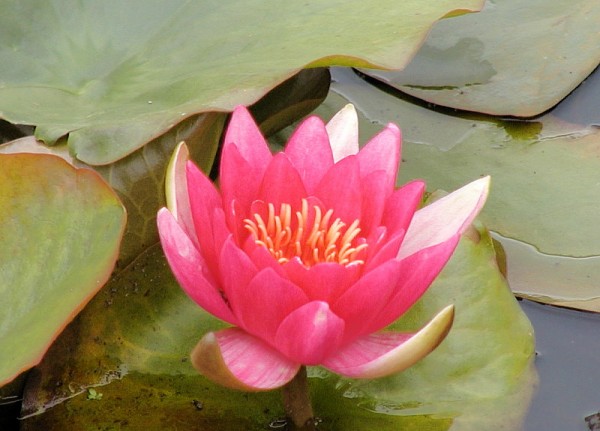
223, 106, 272, 172
209, 207, 231, 261
219, 144, 262, 235
257, 153, 307, 210
235, 268, 309, 341
284, 260, 361, 303
399, 176, 490, 259
368, 234, 460, 333
275, 301, 345, 365
165, 142, 197, 247
356, 123, 401, 190
323, 305, 454, 379
332, 259, 402, 342
314, 155, 362, 223
219, 236, 258, 312
284, 116, 334, 193
157, 209, 236, 324
363, 229, 405, 273
186, 161, 226, 271
325, 104, 359, 162
245, 238, 287, 276
191, 328, 300, 391
220, 106, 273, 232
381, 180, 425, 237
359, 170, 388, 237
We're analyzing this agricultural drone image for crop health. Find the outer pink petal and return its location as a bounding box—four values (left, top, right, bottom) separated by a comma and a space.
284, 116, 334, 193
219, 236, 258, 313
191, 328, 300, 391
235, 268, 309, 341
381, 180, 425, 238
399, 176, 490, 259
356, 123, 401, 190
323, 305, 454, 379
363, 230, 404, 273
257, 153, 307, 210
220, 106, 272, 225
165, 142, 197, 247
157, 209, 236, 325
223, 106, 272, 172
359, 170, 388, 237
186, 161, 227, 271
314, 155, 362, 223
275, 301, 345, 365
219, 144, 262, 236
283, 260, 361, 303
368, 234, 460, 333
325, 104, 359, 162
332, 260, 402, 342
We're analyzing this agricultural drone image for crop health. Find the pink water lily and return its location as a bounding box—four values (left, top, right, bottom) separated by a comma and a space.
157, 104, 489, 391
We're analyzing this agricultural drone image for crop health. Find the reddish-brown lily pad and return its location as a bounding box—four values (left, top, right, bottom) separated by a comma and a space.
0, 153, 126, 385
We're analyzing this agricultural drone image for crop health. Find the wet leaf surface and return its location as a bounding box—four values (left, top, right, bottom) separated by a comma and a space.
0, 0, 482, 165
327, 67, 600, 310
361, 0, 600, 117
0, 153, 126, 385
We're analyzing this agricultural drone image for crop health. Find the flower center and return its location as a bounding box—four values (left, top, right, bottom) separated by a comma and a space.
244, 199, 367, 267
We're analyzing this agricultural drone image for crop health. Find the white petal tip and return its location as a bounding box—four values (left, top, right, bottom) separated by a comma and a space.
165, 141, 190, 214
344, 304, 455, 379
190, 330, 299, 392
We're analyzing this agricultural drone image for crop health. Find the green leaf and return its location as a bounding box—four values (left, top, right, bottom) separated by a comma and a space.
326, 68, 600, 310
361, 0, 600, 116
355, 225, 536, 430
0, 0, 483, 165
0, 153, 126, 386
19, 233, 533, 428
0, 112, 226, 267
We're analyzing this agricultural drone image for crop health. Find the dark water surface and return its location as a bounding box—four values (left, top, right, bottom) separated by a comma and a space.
521, 300, 600, 431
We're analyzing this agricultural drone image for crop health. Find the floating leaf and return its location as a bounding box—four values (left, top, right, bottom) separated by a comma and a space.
361, 0, 600, 116
0, 0, 482, 165
0, 112, 225, 267
327, 68, 600, 310
0, 153, 126, 385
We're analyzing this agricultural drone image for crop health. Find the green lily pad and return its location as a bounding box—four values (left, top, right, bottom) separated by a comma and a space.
20, 227, 534, 429
0, 68, 329, 271
361, 0, 600, 116
0, 153, 126, 386
356, 225, 536, 430
326, 68, 600, 310
0, 0, 482, 165
0, 112, 225, 267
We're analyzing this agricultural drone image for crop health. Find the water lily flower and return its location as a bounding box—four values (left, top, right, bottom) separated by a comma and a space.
157, 105, 489, 392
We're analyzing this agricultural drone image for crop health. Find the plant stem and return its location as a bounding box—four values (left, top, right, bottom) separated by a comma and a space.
281, 366, 316, 430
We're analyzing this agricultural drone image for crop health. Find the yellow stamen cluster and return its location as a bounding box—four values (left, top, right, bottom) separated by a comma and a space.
244, 199, 367, 267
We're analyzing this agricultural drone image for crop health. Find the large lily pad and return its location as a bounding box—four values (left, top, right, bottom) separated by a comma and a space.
0, 153, 126, 386
0, 0, 482, 165
362, 0, 600, 116
326, 68, 600, 310
0, 112, 225, 267
20, 224, 534, 429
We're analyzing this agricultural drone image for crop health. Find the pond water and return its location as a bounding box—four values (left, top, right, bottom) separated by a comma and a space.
521, 300, 600, 431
